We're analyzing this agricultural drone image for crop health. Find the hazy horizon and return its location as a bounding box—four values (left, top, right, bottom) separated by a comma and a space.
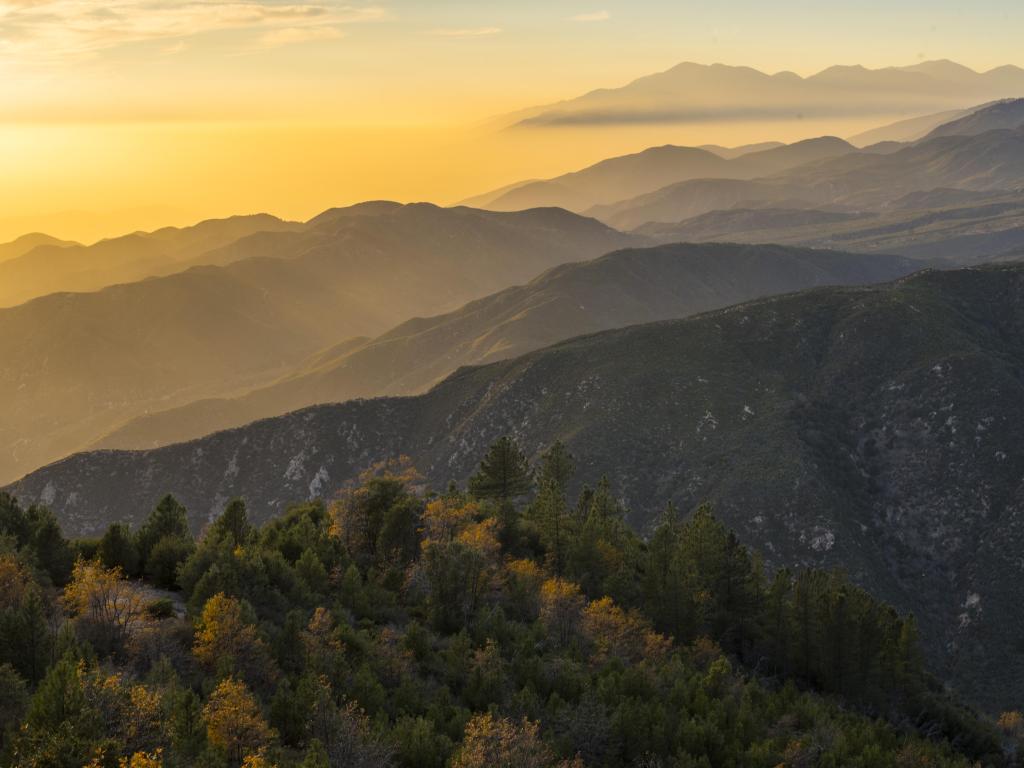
3, 0, 1024, 241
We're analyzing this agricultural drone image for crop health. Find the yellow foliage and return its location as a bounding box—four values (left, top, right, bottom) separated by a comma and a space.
452, 712, 556, 768
193, 592, 262, 670
241, 750, 277, 768
457, 517, 501, 560
539, 577, 584, 646
506, 557, 543, 584
421, 497, 479, 545
119, 749, 163, 768
203, 677, 274, 765
581, 595, 670, 664
63, 558, 147, 649
0, 553, 32, 610
999, 710, 1024, 737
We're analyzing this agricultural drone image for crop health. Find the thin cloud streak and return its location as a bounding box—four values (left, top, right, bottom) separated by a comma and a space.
427, 26, 501, 38
0, 1, 383, 60
571, 10, 610, 22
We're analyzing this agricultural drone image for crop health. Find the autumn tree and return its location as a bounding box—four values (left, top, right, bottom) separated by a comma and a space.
539, 577, 584, 647
581, 596, 671, 665
419, 499, 501, 631
331, 458, 423, 567
452, 713, 560, 768
63, 558, 147, 655
193, 592, 277, 689
203, 677, 274, 766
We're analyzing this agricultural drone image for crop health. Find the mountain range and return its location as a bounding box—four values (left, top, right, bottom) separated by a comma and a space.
0, 203, 633, 485
462, 137, 855, 212
0, 214, 302, 308
506, 60, 1024, 129
11, 264, 1024, 711
93, 243, 922, 452
467, 99, 1024, 232
592, 119, 1024, 229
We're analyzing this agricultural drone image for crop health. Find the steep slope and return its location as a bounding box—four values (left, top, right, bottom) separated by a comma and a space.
596, 127, 1024, 228
96, 244, 922, 450
11, 265, 1024, 709
0, 214, 301, 307
508, 60, 1024, 130
637, 191, 1024, 264
465, 138, 855, 213
923, 98, 1024, 140
0, 203, 634, 485
848, 107, 974, 146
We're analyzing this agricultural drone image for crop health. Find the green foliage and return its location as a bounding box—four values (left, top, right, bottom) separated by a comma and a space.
145, 534, 195, 589
0, 449, 1003, 768
98, 523, 139, 576
0, 664, 28, 752
0, 494, 74, 586
468, 436, 533, 504
136, 494, 192, 568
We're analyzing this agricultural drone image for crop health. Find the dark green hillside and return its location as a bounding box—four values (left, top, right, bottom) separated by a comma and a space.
12, 265, 1024, 709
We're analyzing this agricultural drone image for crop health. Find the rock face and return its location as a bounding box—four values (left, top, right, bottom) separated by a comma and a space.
11, 265, 1024, 710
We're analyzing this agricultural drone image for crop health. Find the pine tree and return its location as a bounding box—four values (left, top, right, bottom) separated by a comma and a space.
135, 495, 192, 568
468, 436, 533, 504
537, 441, 575, 495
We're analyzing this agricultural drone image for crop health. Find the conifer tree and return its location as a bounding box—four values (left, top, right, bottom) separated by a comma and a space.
468, 436, 533, 504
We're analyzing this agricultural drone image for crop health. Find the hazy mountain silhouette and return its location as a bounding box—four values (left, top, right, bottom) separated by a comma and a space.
0, 232, 78, 264
0, 214, 301, 307
847, 107, 974, 146
96, 243, 921, 451
508, 60, 1024, 129
13, 264, 1024, 709
465, 137, 855, 213
0, 203, 634, 485
593, 126, 1024, 228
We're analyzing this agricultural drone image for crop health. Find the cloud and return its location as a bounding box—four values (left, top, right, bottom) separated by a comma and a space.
258, 24, 344, 48
427, 26, 501, 38
0, 1, 382, 60
571, 10, 610, 22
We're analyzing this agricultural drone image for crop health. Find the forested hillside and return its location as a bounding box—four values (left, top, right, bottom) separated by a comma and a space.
0, 440, 1008, 767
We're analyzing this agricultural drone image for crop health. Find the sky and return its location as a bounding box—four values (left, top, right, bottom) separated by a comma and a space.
1, 0, 1022, 241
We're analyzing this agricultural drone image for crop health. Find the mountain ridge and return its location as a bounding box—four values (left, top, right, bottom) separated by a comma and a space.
92, 243, 923, 452
11, 264, 1024, 709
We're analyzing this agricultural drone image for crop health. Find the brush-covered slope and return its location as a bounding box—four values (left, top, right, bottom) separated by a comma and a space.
0, 214, 301, 307
12, 264, 1024, 707
465, 137, 855, 213
95, 243, 922, 451
0, 203, 634, 485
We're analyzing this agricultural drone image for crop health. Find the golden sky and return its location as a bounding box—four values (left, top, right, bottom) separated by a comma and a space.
1, 0, 1023, 242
